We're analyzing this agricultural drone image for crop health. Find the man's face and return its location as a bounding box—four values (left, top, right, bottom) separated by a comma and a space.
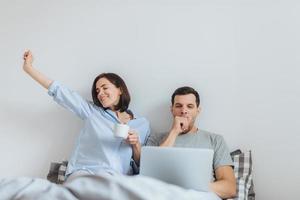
171, 94, 201, 130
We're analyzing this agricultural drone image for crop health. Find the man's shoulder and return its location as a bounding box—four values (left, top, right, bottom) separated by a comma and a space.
198, 129, 226, 143
146, 131, 169, 146
198, 129, 222, 138
155, 132, 169, 140
157, 131, 169, 136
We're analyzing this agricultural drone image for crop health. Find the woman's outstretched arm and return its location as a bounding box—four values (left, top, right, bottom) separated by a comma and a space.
23, 50, 53, 89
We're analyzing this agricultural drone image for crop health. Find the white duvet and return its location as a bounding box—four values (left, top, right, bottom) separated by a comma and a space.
0, 173, 221, 200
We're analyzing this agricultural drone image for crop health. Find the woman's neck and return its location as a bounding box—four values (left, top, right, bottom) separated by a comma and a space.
116, 110, 132, 124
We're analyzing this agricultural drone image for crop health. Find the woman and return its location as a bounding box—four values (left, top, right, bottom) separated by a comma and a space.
22, 50, 150, 180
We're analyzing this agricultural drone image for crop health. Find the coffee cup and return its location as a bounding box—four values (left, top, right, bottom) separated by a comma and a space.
113, 123, 130, 139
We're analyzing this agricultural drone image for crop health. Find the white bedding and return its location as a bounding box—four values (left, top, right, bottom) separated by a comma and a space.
0, 173, 221, 200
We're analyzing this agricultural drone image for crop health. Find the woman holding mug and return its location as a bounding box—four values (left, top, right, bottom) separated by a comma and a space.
22, 50, 150, 181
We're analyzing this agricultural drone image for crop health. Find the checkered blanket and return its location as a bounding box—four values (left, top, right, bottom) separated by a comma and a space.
228, 150, 255, 200
47, 160, 68, 184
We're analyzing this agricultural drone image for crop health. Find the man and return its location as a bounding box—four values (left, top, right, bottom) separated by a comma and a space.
146, 86, 236, 199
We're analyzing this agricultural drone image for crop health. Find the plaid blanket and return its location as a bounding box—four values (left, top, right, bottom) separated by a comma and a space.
47, 160, 68, 184
229, 150, 255, 200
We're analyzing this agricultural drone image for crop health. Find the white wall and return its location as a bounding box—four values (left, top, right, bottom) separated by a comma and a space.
0, 0, 299, 199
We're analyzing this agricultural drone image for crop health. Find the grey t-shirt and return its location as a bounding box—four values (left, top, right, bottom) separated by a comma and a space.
146, 129, 233, 171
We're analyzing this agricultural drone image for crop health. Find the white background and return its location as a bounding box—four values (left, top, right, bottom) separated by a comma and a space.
0, 0, 299, 199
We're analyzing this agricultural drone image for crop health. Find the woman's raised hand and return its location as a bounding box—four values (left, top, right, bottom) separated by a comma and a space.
23, 50, 33, 72
22, 50, 53, 89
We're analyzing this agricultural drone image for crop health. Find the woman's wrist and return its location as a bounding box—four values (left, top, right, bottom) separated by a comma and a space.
23, 64, 33, 74
132, 141, 141, 150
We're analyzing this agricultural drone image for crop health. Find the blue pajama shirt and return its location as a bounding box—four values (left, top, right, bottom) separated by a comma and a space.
48, 81, 150, 176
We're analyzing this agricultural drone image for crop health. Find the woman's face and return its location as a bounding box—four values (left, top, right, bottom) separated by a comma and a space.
95, 77, 122, 110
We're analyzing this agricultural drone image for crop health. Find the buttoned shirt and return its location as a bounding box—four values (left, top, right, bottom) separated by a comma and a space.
48, 81, 150, 176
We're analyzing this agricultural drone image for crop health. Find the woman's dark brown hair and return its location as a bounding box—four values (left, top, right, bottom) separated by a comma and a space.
91, 73, 130, 112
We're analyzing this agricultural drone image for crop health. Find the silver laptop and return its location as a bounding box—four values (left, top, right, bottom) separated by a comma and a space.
140, 146, 214, 191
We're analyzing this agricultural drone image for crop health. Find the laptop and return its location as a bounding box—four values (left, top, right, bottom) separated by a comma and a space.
140, 146, 214, 192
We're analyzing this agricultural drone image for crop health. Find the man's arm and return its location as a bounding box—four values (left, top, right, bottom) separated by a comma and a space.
210, 166, 236, 199
160, 116, 188, 146
159, 130, 179, 146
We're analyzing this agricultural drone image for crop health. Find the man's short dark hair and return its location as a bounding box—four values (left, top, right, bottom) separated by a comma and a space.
171, 86, 200, 107
91, 73, 130, 112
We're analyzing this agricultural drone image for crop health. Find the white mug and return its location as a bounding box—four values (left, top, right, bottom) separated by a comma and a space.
113, 124, 129, 139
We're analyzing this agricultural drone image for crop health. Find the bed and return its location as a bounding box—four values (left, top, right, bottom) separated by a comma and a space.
0, 173, 220, 200
0, 149, 254, 200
